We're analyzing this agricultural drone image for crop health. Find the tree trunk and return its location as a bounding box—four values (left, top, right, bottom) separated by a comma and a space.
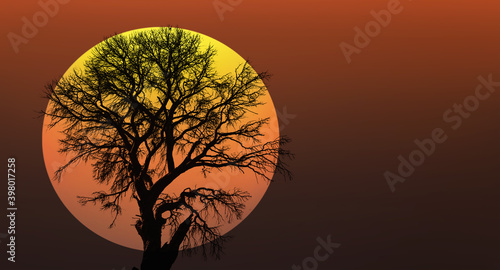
140, 248, 178, 270
136, 203, 192, 269
138, 210, 179, 270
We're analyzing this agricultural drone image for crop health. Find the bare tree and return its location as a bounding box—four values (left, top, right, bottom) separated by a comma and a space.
43, 27, 291, 270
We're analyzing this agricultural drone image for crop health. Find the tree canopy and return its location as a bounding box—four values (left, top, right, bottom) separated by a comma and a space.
44, 27, 291, 267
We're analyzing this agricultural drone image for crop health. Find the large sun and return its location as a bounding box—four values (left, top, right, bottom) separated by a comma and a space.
42, 27, 280, 250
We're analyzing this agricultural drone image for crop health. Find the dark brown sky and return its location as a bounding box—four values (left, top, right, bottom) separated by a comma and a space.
1, 0, 499, 269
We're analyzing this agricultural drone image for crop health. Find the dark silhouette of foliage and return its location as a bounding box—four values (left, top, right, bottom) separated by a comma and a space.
43, 27, 291, 270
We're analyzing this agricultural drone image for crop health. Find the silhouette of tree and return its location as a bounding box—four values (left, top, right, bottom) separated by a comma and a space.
43, 27, 292, 270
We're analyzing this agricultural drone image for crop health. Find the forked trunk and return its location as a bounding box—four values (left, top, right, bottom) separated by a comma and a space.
136, 204, 192, 270
137, 212, 179, 270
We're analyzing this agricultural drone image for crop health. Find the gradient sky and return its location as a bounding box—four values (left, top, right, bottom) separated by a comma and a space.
1, 0, 499, 269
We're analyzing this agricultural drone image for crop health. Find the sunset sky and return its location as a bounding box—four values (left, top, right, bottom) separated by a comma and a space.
1, 0, 499, 269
